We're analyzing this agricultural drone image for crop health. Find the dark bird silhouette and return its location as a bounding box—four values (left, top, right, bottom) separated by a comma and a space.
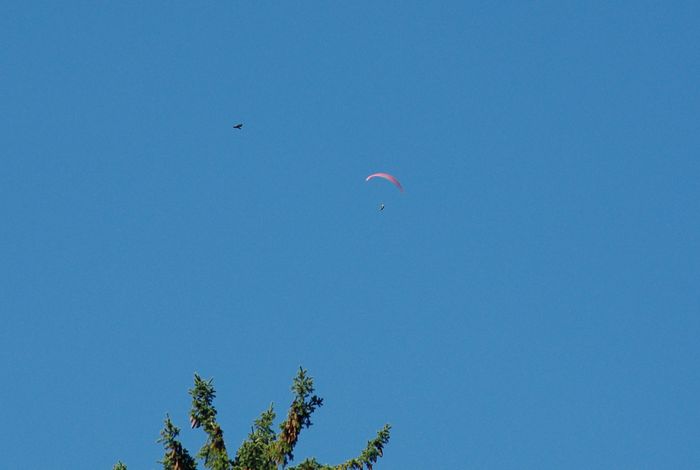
232, 123, 243, 129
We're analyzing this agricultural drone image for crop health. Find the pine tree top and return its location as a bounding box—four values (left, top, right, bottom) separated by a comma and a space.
115, 368, 390, 470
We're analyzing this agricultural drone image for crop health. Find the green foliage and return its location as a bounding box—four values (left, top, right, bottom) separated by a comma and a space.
189, 374, 231, 470
116, 368, 390, 469
231, 405, 277, 470
271, 368, 324, 466
285, 458, 332, 470
289, 425, 391, 470
336, 424, 391, 470
158, 415, 198, 470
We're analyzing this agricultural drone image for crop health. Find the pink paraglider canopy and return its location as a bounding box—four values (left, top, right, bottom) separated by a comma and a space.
365, 172, 403, 191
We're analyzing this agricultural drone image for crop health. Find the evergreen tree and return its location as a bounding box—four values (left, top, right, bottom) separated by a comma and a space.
189, 374, 231, 470
157, 415, 198, 470
115, 368, 390, 470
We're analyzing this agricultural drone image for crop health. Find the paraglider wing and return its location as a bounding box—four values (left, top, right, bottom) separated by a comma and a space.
365, 172, 403, 191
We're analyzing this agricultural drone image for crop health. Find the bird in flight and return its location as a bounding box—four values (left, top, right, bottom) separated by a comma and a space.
379, 203, 385, 211
232, 123, 243, 129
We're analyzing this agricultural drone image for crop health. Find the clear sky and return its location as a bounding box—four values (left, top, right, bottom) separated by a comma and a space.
1, 2, 699, 469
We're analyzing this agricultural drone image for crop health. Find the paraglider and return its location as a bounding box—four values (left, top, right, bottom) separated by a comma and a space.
365, 172, 403, 191
367, 172, 402, 212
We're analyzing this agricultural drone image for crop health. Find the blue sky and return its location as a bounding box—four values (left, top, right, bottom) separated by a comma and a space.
1, 2, 699, 468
